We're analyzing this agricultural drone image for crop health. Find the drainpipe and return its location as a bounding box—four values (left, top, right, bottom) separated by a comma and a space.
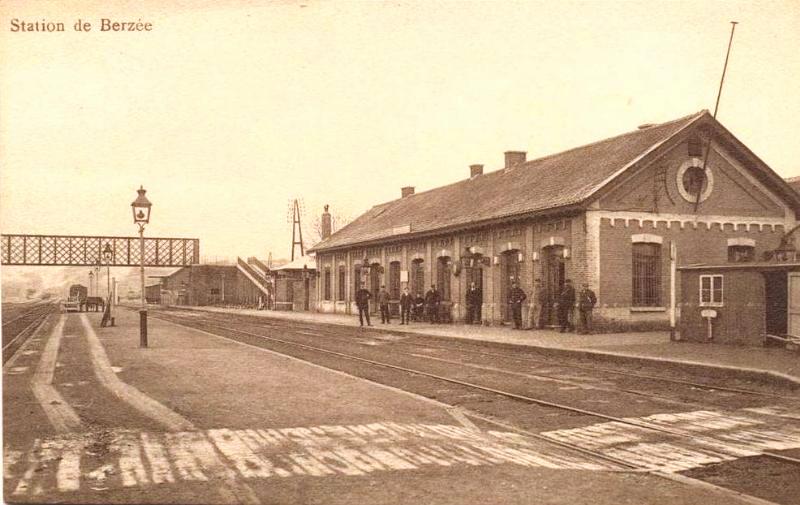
670, 242, 678, 341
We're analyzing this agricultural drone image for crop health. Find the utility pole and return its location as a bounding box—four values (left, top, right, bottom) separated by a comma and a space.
694, 21, 738, 213
289, 199, 305, 261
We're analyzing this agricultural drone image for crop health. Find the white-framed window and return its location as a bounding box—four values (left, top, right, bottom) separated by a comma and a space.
699, 275, 723, 307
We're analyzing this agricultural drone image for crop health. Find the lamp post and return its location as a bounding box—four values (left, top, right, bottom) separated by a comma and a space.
88, 270, 94, 297
131, 186, 152, 347
103, 244, 113, 299
94, 261, 101, 300
103, 243, 113, 323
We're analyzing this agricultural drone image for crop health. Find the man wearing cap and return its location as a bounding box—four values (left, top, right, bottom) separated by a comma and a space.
508, 281, 527, 330
577, 282, 597, 334
399, 286, 412, 325
355, 283, 372, 327
425, 284, 441, 323
558, 279, 576, 332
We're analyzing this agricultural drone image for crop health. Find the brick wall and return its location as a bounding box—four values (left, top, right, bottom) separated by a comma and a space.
598, 218, 784, 325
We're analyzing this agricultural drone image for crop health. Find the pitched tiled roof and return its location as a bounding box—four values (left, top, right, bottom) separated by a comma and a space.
785, 176, 800, 195
311, 111, 708, 252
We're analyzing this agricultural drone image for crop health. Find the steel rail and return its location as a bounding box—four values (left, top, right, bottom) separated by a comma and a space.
161, 309, 795, 400
2, 303, 52, 328
154, 312, 800, 472
161, 311, 728, 412
1, 308, 53, 362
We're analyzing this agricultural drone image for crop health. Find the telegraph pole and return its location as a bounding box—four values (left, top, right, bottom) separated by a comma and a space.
694, 21, 738, 213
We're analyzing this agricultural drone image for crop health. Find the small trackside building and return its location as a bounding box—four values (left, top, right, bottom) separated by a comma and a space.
679, 260, 800, 346
270, 256, 317, 311
309, 110, 800, 331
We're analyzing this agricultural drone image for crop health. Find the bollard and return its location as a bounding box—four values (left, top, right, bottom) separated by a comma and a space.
111, 317, 115, 327
140, 309, 148, 348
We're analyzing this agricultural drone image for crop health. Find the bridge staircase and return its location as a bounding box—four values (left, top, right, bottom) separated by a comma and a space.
247, 257, 271, 278
236, 257, 272, 298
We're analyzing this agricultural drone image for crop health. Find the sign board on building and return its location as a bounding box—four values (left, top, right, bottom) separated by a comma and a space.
392, 224, 411, 235
400, 270, 408, 282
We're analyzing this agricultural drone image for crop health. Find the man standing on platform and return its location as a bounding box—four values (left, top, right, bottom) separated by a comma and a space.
378, 285, 391, 324
558, 279, 576, 333
399, 287, 412, 325
508, 281, 527, 330
425, 284, 441, 324
577, 282, 597, 334
527, 278, 543, 330
355, 284, 372, 327
465, 281, 482, 324
413, 292, 425, 321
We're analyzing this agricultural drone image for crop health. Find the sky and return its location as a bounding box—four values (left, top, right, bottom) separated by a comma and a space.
1, 0, 800, 277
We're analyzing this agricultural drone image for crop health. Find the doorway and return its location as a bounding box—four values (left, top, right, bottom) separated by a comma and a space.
789, 273, 800, 337
500, 250, 521, 322
370, 263, 381, 314
542, 245, 565, 327
303, 277, 310, 311
764, 271, 787, 341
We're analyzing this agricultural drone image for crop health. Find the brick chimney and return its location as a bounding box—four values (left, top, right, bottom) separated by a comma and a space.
321, 204, 332, 239
504, 151, 527, 168
401, 186, 415, 198
470, 164, 484, 177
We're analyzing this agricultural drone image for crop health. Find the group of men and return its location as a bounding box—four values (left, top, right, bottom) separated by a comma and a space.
354, 284, 447, 326
354, 278, 597, 334
507, 279, 597, 333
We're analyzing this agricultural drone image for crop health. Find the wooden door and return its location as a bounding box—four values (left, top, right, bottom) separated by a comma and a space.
542, 246, 565, 326
370, 264, 381, 313
788, 273, 800, 336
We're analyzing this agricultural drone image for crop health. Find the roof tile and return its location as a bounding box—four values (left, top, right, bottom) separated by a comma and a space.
313, 111, 707, 251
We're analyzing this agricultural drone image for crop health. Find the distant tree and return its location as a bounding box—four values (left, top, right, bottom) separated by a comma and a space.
305, 212, 351, 247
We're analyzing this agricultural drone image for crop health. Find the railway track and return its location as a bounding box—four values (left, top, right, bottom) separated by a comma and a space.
152, 310, 800, 504
2, 301, 56, 364
161, 308, 798, 401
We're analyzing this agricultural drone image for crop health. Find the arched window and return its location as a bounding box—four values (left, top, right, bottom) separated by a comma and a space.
632, 242, 662, 307
338, 265, 346, 300
323, 267, 331, 301
354, 264, 362, 293
437, 256, 452, 301
389, 261, 401, 299
411, 259, 425, 297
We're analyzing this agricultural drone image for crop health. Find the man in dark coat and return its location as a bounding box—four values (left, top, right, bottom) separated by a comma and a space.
508, 282, 527, 330
378, 285, 391, 324
465, 281, 482, 325
424, 284, 441, 323
577, 282, 597, 334
558, 279, 576, 333
399, 287, 412, 325
355, 285, 372, 327
413, 292, 425, 321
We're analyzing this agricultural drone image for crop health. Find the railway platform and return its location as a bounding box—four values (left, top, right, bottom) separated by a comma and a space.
4, 307, 766, 505
163, 304, 800, 387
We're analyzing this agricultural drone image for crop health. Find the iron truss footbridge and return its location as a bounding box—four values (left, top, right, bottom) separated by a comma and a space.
1, 234, 199, 267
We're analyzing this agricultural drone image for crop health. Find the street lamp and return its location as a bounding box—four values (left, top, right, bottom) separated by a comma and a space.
131, 185, 152, 347
88, 270, 94, 297
103, 243, 113, 298
102, 243, 113, 324
94, 261, 101, 301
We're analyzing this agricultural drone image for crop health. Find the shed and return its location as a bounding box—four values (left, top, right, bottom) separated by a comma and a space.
271, 255, 317, 311
678, 261, 800, 346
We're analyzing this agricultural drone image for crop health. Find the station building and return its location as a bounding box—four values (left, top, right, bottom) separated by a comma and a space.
309, 110, 800, 330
